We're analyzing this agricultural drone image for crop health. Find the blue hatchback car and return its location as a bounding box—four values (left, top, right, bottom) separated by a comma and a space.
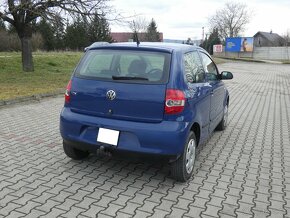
60, 42, 233, 181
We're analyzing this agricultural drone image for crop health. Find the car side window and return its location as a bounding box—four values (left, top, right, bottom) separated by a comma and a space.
199, 52, 218, 81
183, 51, 204, 83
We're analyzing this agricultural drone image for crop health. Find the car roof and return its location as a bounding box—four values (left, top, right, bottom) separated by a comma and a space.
87, 42, 204, 53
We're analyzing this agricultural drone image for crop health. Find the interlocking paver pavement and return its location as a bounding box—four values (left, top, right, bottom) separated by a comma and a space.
0, 62, 290, 218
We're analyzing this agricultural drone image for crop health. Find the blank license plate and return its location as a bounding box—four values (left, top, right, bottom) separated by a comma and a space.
97, 128, 119, 146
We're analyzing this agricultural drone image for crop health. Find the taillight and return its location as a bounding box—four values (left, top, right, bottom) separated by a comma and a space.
165, 89, 185, 114
65, 80, 72, 103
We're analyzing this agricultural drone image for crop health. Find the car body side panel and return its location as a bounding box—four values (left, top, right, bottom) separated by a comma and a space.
186, 83, 212, 143
164, 49, 215, 146
209, 80, 226, 132
179, 50, 214, 144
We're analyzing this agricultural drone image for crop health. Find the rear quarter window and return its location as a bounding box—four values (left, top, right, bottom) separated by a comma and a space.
183, 51, 205, 83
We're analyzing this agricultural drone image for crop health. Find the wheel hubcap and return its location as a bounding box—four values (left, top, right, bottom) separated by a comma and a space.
185, 139, 196, 174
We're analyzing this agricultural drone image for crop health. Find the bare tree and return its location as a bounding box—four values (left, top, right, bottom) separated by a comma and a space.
128, 16, 148, 42
209, 2, 251, 41
0, 0, 114, 72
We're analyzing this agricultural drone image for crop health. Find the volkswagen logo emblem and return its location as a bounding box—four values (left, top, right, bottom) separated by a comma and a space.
106, 90, 116, 100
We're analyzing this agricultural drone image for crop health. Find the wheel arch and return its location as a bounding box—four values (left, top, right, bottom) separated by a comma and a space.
190, 122, 200, 147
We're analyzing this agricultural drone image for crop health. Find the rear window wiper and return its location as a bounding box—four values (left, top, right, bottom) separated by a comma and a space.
112, 76, 148, 81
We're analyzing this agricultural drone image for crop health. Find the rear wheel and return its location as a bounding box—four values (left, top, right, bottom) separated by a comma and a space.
171, 131, 196, 182
63, 141, 89, 160
216, 103, 228, 131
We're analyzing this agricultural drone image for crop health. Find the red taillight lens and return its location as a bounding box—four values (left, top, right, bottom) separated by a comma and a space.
165, 89, 185, 114
65, 80, 72, 103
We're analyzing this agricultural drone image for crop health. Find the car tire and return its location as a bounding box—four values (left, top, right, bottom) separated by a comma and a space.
171, 131, 196, 182
63, 141, 89, 160
216, 103, 228, 131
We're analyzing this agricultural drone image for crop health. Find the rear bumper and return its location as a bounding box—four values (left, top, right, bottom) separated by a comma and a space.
60, 107, 190, 156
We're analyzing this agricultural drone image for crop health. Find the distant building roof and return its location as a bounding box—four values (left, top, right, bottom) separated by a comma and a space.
111, 32, 133, 42
111, 32, 163, 42
253, 31, 285, 46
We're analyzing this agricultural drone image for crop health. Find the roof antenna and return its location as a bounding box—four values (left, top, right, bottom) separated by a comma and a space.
133, 20, 140, 47
136, 34, 140, 47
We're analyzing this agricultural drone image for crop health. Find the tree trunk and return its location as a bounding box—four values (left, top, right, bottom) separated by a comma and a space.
17, 23, 34, 72
20, 36, 34, 72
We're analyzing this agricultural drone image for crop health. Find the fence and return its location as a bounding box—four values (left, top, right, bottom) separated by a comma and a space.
214, 46, 290, 60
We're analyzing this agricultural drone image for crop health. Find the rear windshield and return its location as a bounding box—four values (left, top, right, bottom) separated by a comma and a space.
74, 49, 171, 84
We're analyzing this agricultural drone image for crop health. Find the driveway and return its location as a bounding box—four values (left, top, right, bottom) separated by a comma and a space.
0, 62, 289, 218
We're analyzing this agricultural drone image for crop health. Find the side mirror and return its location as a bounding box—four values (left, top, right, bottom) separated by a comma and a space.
221, 71, 233, 80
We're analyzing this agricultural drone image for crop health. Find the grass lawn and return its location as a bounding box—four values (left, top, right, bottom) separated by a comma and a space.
0, 51, 83, 100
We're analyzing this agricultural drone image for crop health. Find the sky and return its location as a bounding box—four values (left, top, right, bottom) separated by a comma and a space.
109, 0, 290, 40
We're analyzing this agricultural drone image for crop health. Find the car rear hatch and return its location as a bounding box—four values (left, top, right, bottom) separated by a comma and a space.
68, 48, 171, 123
